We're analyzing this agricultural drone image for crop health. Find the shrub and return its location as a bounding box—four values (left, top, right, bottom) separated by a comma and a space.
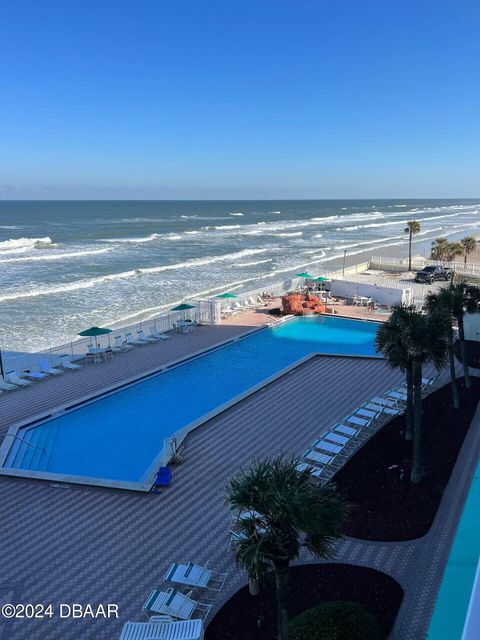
288, 600, 385, 640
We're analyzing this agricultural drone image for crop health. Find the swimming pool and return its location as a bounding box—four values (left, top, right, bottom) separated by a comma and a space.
0, 316, 380, 490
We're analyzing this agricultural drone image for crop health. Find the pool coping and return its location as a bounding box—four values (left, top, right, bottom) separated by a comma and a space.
0, 316, 383, 492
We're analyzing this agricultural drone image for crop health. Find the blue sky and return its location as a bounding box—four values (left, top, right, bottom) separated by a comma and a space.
1, 0, 479, 199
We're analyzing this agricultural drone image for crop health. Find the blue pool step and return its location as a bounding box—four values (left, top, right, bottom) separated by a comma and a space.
4, 423, 58, 473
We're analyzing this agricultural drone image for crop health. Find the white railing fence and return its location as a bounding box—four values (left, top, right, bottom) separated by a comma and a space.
370, 255, 480, 277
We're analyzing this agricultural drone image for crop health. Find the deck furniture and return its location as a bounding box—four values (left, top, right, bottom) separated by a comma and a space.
322, 431, 350, 446
38, 359, 63, 375
23, 366, 49, 380
312, 439, 343, 455
303, 449, 334, 466
355, 407, 379, 420
138, 330, 156, 343
119, 619, 204, 640
126, 332, 144, 346
0, 375, 17, 391
164, 562, 227, 592
333, 424, 358, 437
143, 588, 211, 621
59, 355, 82, 371
364, 401, 401, 416
112, 335, 133, 352
5, 372, 33, 386
345, 414, 371, 428
296, 462, 324, 477
387, 390, 407, 402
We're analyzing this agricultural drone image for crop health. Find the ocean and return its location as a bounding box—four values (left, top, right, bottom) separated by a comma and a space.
0, 199, 479, 352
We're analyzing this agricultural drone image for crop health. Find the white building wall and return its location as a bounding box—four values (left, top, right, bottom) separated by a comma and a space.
464, 313, 480, 342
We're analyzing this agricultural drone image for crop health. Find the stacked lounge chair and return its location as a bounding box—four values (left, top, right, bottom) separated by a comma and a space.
119, 619, 204, 640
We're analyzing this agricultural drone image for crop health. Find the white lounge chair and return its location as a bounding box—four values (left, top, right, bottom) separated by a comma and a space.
323, 431, 350, 446
143, 588, 211, 621
60, 356, 82, 371
0, 375, 18, 391
119, 619, 204, 640
23, 366, 49, 380
371, 396, 401, 409
296, 462, 324, 477
126, 332, 144, 346
5, 372, 33, 386
137, 330, 155, 343
303, 449, 334, 466
149, 326, 169, 340
387, 390, 407, 402
38, 359, 63, 375
364, 402, 401, 416
312, 439, 343, 455
164, 562, 227, 591
112, 335, 133, 352
333, 424, 359, 437
345, 415, 371, 428
355, 407, 379, 420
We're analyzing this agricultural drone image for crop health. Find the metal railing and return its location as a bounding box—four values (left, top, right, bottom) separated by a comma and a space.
370, 255, 480, 277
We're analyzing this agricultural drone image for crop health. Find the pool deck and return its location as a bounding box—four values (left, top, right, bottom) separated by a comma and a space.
0, 312, 475, 640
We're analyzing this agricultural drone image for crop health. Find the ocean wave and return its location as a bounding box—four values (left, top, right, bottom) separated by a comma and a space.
0, 247, 112, 264
203, 224, 242, 230
180, 215, 199, 219
101, 233, 160, 244
0, 248, 270, 303
0, 236, 53, 253
271, 231, 303, 238
229, 212, 243, 216
339, 212, 466, 232
233, 259, 273, 267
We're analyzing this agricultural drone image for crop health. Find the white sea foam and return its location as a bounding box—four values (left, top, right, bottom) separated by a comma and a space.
0, 248, 270, 303
0, 236, 53, 253
233, 259, 273, 267
229, 212, 244, 216
101, 233, 160, 244
0, 247, 112, 264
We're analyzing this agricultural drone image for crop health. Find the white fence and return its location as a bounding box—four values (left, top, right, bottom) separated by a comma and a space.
370, 255, 480, 278
331, 279, 411, 306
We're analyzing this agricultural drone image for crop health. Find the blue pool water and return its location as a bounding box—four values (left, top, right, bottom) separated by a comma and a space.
427, 461, 480, 639
2, 316, 379, 485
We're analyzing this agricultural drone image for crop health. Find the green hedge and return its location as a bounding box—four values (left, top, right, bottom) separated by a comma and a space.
288, 600, 385, 640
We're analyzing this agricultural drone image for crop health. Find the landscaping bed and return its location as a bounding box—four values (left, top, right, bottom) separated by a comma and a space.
205, 563, 402, 640
334, 377, 480, 541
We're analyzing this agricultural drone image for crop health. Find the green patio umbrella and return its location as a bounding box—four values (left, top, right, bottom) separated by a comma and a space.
295, 272, 313, 278
78, 326, 112, 347
170, 303, 196, 311
216, 292, 238, 299
312, 276, 329, 282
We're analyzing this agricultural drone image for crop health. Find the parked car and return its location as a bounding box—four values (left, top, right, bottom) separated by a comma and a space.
414, 265, 453, 284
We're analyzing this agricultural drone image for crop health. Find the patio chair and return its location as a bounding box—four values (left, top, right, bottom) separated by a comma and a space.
312, 439, 343, 455
164, 562, 227, 591
38, 359, 63, 375
111, 335, 132, 352
23, 366, 49, 380
322, 431, 351, 447
296, 462, 324, 477
344, 414, 371, 428
332, 424, 359, 437
126, 331, 147, 345
5, 372, 33, 386
119, 619, 204, 640
0, 375, 18, 391
138, 330, 156, 343
303, 449, 334, 466
59, 355, 82, 371
143, 588, 211, 621
355, 407, 380, 421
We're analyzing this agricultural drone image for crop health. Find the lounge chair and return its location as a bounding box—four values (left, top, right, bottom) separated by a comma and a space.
296, 462, 324, 477
333, 424, 359, 437
312, 439, 343, 455
0, 375, 18, 391
164, 562, 227, 591
149, 326, 170, 340
144, 588, 211, 621
126, 331, 144, 346
355, 407, 380, 420
112, 335, 133, 352
137, 330, 156, 343
322, 431, 351, 446
345, 414, 371, 428
5, 372, 33, 386
387, 390, 407, 402
38, 359, 63, 375
303, 449, 334, 466
364, 401, 401, 416
371, 396, 401, 409
119, 619, 204, 640
59, 356, 82, 371
23, 366, 49, 380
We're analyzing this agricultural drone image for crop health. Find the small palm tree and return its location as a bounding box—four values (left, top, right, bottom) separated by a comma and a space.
449, 283, 480, 390
405, 220, 421, 271
376, 305, 448, 482
425, 287, 460, 409
446, 241, 463, 263
226, 455, 346, 640
461, 236, 477, 265
431, 237, 449, 261
376, 305, 414, 440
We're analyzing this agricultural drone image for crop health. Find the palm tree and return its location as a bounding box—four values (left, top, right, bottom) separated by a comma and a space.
376, 305, 414, 440
226, 455, 346, 640
405, 220, 421, 271
449, 283, 480, 390
461, 236, 477, 265
425, 287, 460, 409
376, 305, 448, 482
431, 237, 449, 261
446, 241, 463, 263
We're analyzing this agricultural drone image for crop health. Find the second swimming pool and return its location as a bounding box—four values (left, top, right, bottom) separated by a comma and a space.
0, 316, 380, 488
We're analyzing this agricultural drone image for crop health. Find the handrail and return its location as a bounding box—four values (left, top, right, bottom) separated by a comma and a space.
3, 433, 46, 453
